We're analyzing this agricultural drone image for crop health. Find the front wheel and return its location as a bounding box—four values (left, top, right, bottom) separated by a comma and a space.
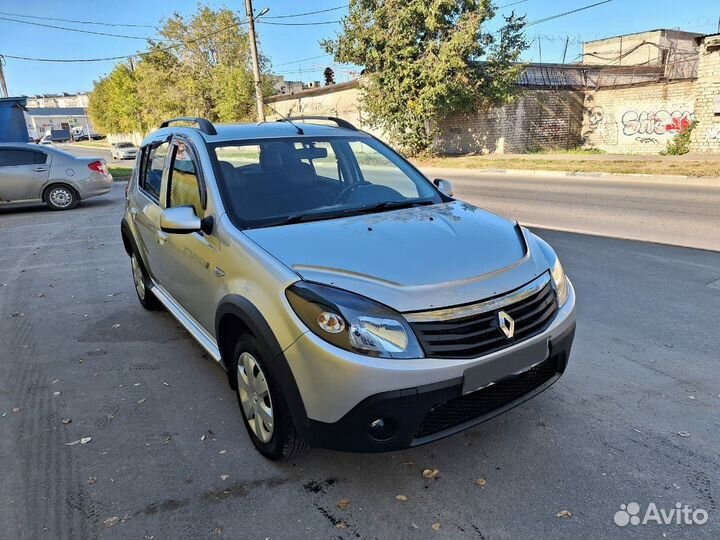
45, 185, 78, 210
130, 253, 163, 311
232, 337, 308, 460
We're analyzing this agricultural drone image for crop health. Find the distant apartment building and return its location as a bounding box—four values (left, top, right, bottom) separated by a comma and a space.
271, 76, 305, 95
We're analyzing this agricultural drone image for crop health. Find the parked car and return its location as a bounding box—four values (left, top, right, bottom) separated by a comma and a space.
0, 143, 113, 210
38, 140, 54, 146
111, 142, 138, 160
121, 116, 576, 460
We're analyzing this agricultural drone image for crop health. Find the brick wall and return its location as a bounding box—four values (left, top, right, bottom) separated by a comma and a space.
689, 38, 720, 153
433, 90, 584, 154
581, 80, 696, 154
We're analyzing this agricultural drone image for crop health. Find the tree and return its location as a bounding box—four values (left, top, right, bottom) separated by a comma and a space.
89, 6, 271, 134
322, 0, 528, 154
88, 64, 142, 134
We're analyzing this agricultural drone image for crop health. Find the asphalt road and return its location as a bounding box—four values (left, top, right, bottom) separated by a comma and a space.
1, 185, 718, 539
55, 143, 720, 251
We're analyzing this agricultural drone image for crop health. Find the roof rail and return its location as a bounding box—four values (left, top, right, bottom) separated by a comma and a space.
159, 117, 217, 136
277, 116, 358, 131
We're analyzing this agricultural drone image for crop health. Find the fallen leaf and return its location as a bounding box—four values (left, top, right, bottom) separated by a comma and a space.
133, 383, 141, 387
80, 437, 92, 444
137, 398, 146, 404
431, 522, 441, 531
104, 517, 120, 528
65, 439, 81, 446
201, 434, 207, 441
12, 407, 20, 413
61, 418, 72, 425
87, 477, 97, 484
220, 474, 229, 481
163, 436, 172, 445
335, 522, 347, 529
395, 494, 408, 501
677, 431, 691, 437
475, 478, 487, 487
556, 510, 572, 518
53, 391, 61, 396
163, 382, 169, 386
112, 323, 120, 329
219, 450, 227, 454
422, 468, 440, 479
337, 499, 351, 509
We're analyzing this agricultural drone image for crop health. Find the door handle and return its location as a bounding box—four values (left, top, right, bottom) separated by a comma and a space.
157, 231, 168, 244
33, 167, 48, 172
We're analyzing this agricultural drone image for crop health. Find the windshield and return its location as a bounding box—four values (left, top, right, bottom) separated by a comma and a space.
116, 143, 134, 148
213, 136, 441, 228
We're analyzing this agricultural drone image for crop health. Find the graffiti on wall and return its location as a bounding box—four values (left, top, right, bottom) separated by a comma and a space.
706, 123, 720, 141
582, 106, 618, 145
621, 109, 694, 137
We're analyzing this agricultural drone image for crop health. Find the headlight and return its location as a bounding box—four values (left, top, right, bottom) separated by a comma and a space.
530, 231, 569, 307
550, 257, 569, 307
286, 282, 424, 359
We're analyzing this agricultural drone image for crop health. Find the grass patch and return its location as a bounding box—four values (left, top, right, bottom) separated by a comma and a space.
71, 140, 111, 149
412, 156, 720, 177
109, 166, 133, 179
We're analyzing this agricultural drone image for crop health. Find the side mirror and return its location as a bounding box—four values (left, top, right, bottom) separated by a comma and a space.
160, 206, 202, 234
433, 178, 454, 197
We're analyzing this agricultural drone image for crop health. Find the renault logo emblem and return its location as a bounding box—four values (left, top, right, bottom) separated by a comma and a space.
497, 310, 515, 339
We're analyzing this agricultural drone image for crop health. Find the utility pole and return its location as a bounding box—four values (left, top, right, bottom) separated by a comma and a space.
0, 56, 9, 98
245, 0, 266, 122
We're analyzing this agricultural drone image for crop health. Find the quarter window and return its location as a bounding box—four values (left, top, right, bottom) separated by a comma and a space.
140, 142, 169, 201
167, 142, 204, 218
0, 149, 47, 166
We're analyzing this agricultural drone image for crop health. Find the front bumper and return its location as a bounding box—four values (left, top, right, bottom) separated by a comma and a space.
283, 280, 576, 452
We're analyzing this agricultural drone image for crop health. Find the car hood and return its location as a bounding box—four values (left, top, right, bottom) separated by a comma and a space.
243, 201, 551, 312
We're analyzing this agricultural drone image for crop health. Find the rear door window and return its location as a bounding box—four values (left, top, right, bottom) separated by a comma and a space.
140, 142, 169, 201
0, 149, 47, 166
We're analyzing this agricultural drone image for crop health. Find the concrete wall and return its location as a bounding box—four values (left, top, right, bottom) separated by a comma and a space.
581, 80, 696, 153
690, 36, 720, 153
433, 90, 584, 154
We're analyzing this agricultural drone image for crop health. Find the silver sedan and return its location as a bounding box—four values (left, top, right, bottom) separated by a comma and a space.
0, 143, 113, 210
111, 142, 138, 160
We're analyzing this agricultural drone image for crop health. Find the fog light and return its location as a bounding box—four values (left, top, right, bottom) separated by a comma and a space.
368, 417, 397, 440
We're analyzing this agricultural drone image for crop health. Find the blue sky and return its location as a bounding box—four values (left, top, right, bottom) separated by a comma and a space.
1, 0, 718, 96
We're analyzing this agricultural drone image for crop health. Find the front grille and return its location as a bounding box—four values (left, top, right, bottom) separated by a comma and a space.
415, 356, 558, 438
409, 278, 558, 359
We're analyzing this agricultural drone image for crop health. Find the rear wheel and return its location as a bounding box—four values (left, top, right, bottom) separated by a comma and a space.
131, 253, 163, 311
45, 184, 78, 210
232, 337, 308, 460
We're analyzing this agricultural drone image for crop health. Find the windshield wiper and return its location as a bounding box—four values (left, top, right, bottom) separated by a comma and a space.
362, 199, 435, 212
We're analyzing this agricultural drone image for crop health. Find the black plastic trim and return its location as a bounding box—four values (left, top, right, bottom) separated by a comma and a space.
160, 117, 217, 135
215, 295, 312, 440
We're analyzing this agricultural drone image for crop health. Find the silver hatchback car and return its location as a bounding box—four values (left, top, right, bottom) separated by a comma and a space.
0, 143, 113, 210
121, 116, 576, 460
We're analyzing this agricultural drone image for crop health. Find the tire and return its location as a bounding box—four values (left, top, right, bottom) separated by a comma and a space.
130, 252, 163, 311
45, 184, 78, 210
232, 337, 308, 460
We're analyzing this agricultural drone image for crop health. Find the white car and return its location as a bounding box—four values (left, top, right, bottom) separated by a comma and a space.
111, 142, 138, 160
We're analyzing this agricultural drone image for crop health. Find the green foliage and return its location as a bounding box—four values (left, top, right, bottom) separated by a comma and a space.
322, 0, 528, 155
89, 7, 270, 134
662, 121, 696, 155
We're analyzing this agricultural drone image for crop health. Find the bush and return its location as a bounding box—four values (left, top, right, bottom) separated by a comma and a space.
662, 121, 696, 155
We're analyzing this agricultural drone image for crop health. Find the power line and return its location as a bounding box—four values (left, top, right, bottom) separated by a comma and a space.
274, 54, 331, 67
258, 19, 341, 26
0, 10, 156, 28
0, 15, 173, 41
526, 0, 613, 27
1, 18, 250, 63
264, 5, 346, 19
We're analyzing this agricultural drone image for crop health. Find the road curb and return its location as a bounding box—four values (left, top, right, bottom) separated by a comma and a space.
467, 168, 697, 180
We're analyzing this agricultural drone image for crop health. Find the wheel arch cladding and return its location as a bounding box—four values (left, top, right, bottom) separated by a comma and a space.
215, 295, 312, 439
